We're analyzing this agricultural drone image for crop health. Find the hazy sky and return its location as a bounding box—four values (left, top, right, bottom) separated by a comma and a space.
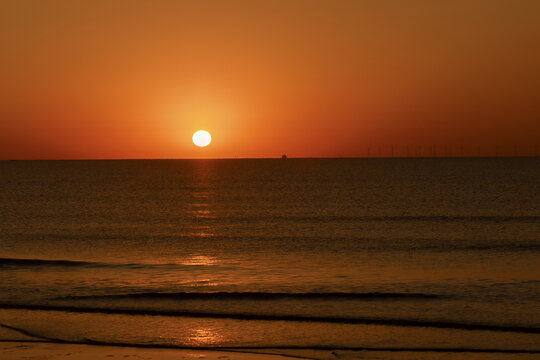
1, 0, 539, 159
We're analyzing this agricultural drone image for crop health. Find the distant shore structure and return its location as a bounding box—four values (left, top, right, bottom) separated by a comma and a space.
281, 154, 287, 159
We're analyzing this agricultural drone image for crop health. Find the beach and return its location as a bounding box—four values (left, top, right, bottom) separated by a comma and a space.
2, 341, 540, 360
0, 342, 292, 360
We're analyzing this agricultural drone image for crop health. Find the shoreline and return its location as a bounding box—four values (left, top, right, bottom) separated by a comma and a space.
2, 341, 540, 360
0, 341, 300, 360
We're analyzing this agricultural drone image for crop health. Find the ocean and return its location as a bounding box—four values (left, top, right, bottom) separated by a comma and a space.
0, 158, 539, 358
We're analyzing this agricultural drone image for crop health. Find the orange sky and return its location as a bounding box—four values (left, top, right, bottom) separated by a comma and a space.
1, 0, 539, 159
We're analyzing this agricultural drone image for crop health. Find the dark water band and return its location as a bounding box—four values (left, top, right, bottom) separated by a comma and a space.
57, 291, 442, 300
1, 304, 538, 334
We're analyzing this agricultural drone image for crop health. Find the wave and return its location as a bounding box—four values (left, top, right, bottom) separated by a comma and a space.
0, 257, 155, 270
257, 215, 540, 223
0, 257, 213, 270
56, 291, 442, 301
0, 257, 105, 268
0, 303, 538, 334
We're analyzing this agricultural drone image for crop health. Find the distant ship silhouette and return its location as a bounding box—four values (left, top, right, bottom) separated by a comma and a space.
281, 154, 287, 159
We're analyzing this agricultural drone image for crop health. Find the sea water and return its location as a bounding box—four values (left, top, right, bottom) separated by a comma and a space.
0, 159, 539, 356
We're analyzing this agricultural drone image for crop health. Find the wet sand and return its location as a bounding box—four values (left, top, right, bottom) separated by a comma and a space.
2, 342, 540, 360
0, 342, 292, 360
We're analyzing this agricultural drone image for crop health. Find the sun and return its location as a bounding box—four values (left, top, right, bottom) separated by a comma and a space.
192, 130, 211, 147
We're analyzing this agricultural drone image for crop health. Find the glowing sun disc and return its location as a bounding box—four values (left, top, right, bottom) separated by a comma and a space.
192, 130, 211, 147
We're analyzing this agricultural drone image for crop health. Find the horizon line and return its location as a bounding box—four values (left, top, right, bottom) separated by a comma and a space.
2, 155, 539, 161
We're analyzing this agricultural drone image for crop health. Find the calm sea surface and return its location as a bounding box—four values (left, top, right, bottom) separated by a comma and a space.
0, 159, 539, 357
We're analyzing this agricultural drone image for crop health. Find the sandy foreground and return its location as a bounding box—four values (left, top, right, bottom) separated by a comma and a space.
2, 342, 540, 360
0, 342, 294, 360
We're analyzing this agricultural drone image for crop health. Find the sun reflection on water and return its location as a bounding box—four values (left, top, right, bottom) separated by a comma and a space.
188, 327, 223, 346
181, 255, 218, 266
191, 209, 214, 219
192, 191, 211, 199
